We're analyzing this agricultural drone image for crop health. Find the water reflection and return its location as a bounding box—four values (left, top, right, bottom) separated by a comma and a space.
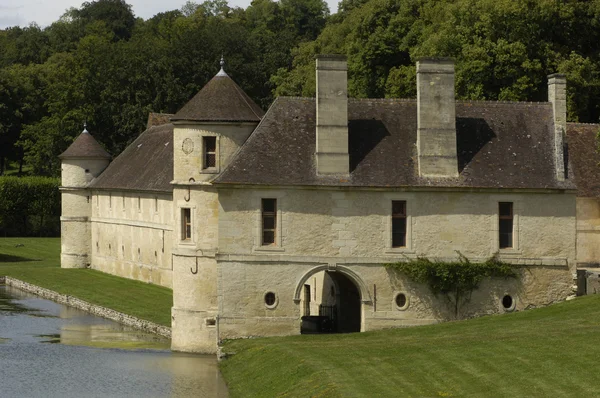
0, 285, 228, 397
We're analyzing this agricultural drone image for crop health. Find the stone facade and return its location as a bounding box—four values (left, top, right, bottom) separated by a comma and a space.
216, 188, 576, 339
90, 191, 174, 288
59, 55, 590, 355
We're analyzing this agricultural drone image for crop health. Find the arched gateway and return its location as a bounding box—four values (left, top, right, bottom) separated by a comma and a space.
294, 264, 371, 334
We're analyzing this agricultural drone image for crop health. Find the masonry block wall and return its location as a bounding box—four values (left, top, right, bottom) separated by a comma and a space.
216, 188, 576, 339
90, 191, 174, 288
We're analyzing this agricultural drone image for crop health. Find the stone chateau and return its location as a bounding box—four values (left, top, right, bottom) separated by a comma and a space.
59, 55, 600, 353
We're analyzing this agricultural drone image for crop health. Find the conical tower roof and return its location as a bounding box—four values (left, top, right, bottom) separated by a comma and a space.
59, 126, 110, 159
171, 58, 264, 123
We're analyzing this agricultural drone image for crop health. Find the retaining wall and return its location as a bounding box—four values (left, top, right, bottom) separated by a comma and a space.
0, 276, 171, 338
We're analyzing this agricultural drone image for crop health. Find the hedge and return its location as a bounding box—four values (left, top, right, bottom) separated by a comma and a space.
0, 176, 61, 237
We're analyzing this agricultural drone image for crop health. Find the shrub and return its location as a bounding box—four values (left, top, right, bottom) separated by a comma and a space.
0, 176, 60, 236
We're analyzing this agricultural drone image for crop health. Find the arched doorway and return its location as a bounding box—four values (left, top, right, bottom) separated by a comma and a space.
295, 265, 368, 334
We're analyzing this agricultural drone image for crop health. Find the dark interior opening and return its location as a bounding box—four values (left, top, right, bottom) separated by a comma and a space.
300, 271, 361, 334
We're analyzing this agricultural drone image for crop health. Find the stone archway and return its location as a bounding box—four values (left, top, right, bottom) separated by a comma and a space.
294, 264, 371, 333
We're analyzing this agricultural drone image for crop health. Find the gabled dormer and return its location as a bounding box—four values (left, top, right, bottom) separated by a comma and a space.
171, 57, 264, 184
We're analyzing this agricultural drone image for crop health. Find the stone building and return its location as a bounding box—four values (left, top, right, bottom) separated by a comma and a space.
60, 55, 597, 354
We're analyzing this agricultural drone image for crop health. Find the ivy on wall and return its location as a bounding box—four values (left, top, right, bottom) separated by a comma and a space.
386, 253, 517, 319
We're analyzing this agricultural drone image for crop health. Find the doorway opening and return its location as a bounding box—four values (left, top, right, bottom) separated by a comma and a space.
300, 270, 361, 334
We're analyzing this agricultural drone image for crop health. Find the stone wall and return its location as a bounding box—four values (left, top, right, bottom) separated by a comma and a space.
173, 123, 256, 184
91, 191, 174, 288
2, 277, 170, 337
216, 187, 577, 339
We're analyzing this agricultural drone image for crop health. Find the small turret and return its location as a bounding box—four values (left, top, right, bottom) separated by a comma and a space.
59, 125, 110, 268
170, 58, 263, 353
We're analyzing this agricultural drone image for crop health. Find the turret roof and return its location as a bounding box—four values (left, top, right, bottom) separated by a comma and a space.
171, 71, 264, 123
59, 128, 111, 159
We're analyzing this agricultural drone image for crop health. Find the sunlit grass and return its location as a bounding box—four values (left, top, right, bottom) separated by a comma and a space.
221, 294, 600, 397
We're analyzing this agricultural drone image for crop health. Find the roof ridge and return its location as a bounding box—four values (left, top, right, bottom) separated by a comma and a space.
231, 78, 264, 120
456, 100, 551, 106
568, 122, 600, 126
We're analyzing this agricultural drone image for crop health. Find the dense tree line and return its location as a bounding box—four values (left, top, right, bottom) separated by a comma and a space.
1, 0, 599, 177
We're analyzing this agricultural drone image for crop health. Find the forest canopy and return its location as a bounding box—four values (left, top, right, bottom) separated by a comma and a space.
1, 0, 599, 176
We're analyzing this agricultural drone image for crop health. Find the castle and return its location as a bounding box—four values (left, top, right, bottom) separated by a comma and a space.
59, 55, 600, 353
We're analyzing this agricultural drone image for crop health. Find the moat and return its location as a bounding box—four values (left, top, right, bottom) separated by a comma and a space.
0, 285, 228, 397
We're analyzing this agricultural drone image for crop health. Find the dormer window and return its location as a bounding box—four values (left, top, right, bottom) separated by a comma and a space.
203, 136, 216, 169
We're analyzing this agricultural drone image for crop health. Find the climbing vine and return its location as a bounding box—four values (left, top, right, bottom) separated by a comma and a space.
385, 253, 517, 319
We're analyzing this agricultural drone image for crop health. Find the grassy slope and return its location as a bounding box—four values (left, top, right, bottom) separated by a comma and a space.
221, 294, 600, 397
0, 238, 172, 326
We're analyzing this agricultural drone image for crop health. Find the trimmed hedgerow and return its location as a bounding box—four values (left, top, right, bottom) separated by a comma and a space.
386, 253, 517, 318
0, 176, 60, 237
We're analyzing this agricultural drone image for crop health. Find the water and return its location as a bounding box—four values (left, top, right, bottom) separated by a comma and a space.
0, 285, 228, 398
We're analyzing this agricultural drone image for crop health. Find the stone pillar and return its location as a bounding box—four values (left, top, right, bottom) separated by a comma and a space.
548, 73, 567, 181
170, 186, 219, 354
416, 58, 458, 178
315, 54, 349, 175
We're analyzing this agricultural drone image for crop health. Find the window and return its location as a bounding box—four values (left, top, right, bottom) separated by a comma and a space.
261, 198, 276, 245
392, 200, 407, 248
499, 202, 513, 249
181, 208, 191, 241
203, 136, 216, 169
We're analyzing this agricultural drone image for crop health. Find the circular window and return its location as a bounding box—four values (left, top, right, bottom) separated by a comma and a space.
502, 294, 516, 311
264, 292, 278, 309
394, 292, 409, 310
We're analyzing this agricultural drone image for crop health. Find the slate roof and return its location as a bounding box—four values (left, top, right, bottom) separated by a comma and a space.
215, 97, 576, 191
171, 74, 264, 123
59, 131, 111, 159
567, 123, 600, 197
89, 123, 173, 192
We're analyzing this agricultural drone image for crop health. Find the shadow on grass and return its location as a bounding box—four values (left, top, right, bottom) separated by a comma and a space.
0, 253, 39, 263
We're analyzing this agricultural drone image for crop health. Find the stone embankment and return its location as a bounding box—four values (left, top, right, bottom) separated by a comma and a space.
0, 276, 171, 338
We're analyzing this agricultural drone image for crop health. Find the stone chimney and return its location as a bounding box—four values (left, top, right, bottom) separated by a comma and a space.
548, 73, 567, 181
416, 58, 458, 178
315, 54, 349, 175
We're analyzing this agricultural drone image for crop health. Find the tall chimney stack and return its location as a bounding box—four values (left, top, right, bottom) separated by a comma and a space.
315, 54, 349, 175
416, 58, 458, 178
548, 73, 567, 181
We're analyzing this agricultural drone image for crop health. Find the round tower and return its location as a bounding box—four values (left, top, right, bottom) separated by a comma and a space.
170, 57, 264, 353
59, 125, 110, 268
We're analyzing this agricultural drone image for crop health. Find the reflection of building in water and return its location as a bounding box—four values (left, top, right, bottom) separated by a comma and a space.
60, 54, 600, 354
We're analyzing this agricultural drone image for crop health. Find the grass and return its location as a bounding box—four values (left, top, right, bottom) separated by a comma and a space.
0, 238, 172, 326
221, 294, 600, 397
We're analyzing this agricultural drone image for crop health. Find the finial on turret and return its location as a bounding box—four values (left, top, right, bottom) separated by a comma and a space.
82, 122, 89, 134
216, 54, 228, 77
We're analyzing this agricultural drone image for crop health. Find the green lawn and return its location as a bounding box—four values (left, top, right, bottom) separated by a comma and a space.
221, 294, 600, 397
0, 237, 172, 326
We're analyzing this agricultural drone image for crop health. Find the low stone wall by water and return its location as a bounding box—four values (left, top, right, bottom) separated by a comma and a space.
0, 276, 171, 338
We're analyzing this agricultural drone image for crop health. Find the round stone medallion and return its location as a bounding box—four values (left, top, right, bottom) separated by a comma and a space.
182, 138, 194, 154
